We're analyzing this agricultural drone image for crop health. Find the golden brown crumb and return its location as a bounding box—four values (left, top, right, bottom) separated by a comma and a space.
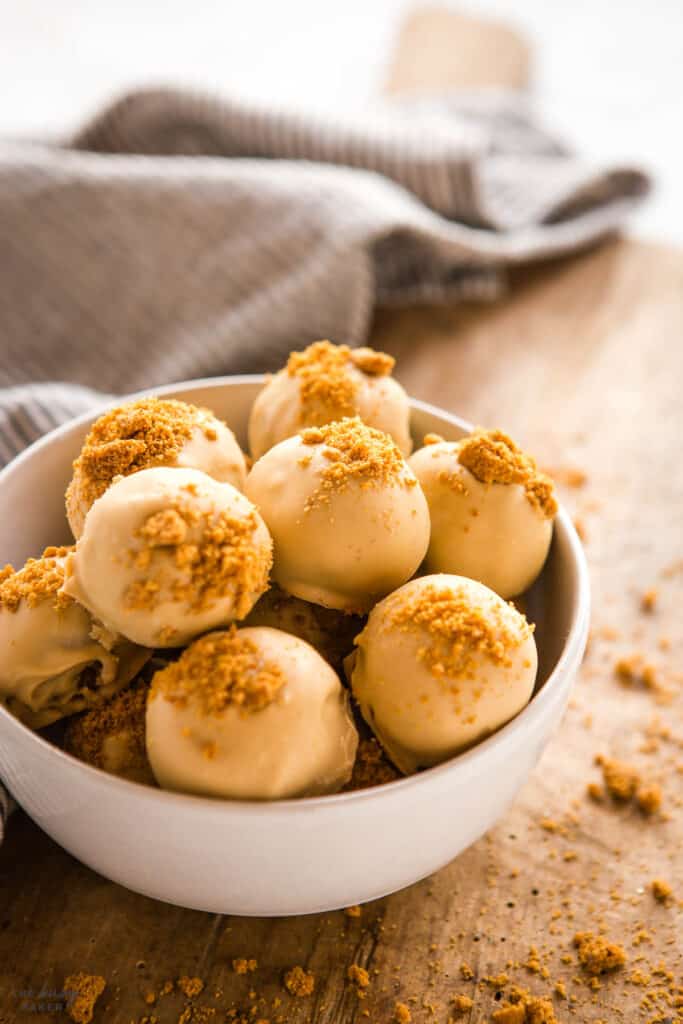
0, 547, 73, 613
344, 738, 399, 791
457, 429, 557, 518
386, 581, 532, 681
451, 993, 474, 1014
490, 985, 558, 1024
177, 976, 204, 999
300, 417, 410, 507
573, 932, 627, 975
595, 755, 639, 801
651, 878, 673, 903
349, 346, 395, 376
394, 1001, 412, 1023
126, 498, 271, 621
287, 340, 394, 425
586, 782, 604, 802
640, 587, 658, 612
423, 432, 445, 446
344, 905, 362, 918
635, 783, 662, 815
63, 973, 106, 1024
232, 958, 258, 974
614, 653, 659, 690
283, 966, 315, 997
151, 627, 284, 716
347, 964, 370, 996
67, 398, 219, 513
460, 962, 474, 981
64, 680, 152, 784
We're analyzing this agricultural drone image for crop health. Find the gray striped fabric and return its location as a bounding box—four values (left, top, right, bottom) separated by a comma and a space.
0, 86, 649, 836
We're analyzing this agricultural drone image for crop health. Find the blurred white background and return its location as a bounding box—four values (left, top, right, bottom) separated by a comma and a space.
2, 0, 681, 241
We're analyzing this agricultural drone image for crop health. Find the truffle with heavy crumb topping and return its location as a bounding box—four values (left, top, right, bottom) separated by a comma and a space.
409, 429, 557, 598
245, 418, 429, 613
248, 340, 412, 459
63, 467, 272, 648
0, 548, 149, 728
349, 574, 537, 773
146, 626, 358, 800
66, 397, 246, 537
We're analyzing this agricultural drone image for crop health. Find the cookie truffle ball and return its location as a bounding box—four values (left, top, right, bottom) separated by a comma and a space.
65, 678, 155, 785
66, 397, 247, 537
245, 418, 430, 613
63, 467, 272, 648
409, 430, 557, 598
349, 574, 537, 773
243, 585, 363, 672
146, 626, 358, 800
0, 547, 148, 728
248, 340, 413, 459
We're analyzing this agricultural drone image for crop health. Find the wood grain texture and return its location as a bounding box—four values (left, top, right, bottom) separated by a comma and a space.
1, 9, 682, 1024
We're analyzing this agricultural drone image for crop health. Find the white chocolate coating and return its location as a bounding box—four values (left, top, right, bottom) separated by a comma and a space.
67, 401, 246, 538
248, 354, 413, 459
409, 440, 554, 598
245, 429, 430, 613
64, 467, 272, 648
0, 556, 148, 728
349, 574, 537, 773
146, 627, 358, 800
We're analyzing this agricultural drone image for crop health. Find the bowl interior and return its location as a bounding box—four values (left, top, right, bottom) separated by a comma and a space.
0, 376, 579, 726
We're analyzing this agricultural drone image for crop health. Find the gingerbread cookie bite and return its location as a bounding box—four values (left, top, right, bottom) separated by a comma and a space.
349, 574, 537, 774
243, 585, 363, 672
409, 430, 557, 598
63, 467, 272, 648
65, 679, 155, 785
146, 627, 358, 800
248, 340, 412, 459
0, 548, 148, 728
245, 418, 429, 614
66, 398, 246, 537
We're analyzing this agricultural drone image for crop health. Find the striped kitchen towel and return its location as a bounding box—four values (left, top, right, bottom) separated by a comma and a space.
0, 85, 649, 835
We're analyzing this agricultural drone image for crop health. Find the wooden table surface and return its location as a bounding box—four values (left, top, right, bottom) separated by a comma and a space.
1, 10, 681, 1024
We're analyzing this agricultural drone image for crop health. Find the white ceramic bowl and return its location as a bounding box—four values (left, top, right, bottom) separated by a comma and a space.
0, 377, 589, 915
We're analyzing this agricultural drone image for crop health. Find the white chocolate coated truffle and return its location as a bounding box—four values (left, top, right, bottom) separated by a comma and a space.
349, 574, 537, 774
409, 431, 557, 598
66, 397, 246, 537
248, 340, 412, 459
245, 418, 430, 613
63, 467, 272, 648
146, 626, 358, 800
0, 548, 148, 728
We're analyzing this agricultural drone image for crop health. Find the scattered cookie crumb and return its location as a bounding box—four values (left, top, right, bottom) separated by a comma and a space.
640, 588, 658, 612
451, 993, 474, 1015
394, 1001, 412, 1023
651, 878, 673, 903
177, 977, 204, 999
347, 964, 370, 997
63, 973, 106, 1024
635, 783, 662, 815
344, 905, 362, 918
284, 966, 315, 997
573, 932, 627, 975
232, 958, 258, 975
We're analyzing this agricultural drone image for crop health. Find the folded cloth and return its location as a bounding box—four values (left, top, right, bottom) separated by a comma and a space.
0, 86, 650, 833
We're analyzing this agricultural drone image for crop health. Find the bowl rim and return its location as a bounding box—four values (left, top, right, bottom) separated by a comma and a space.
0, 375, 591, 816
